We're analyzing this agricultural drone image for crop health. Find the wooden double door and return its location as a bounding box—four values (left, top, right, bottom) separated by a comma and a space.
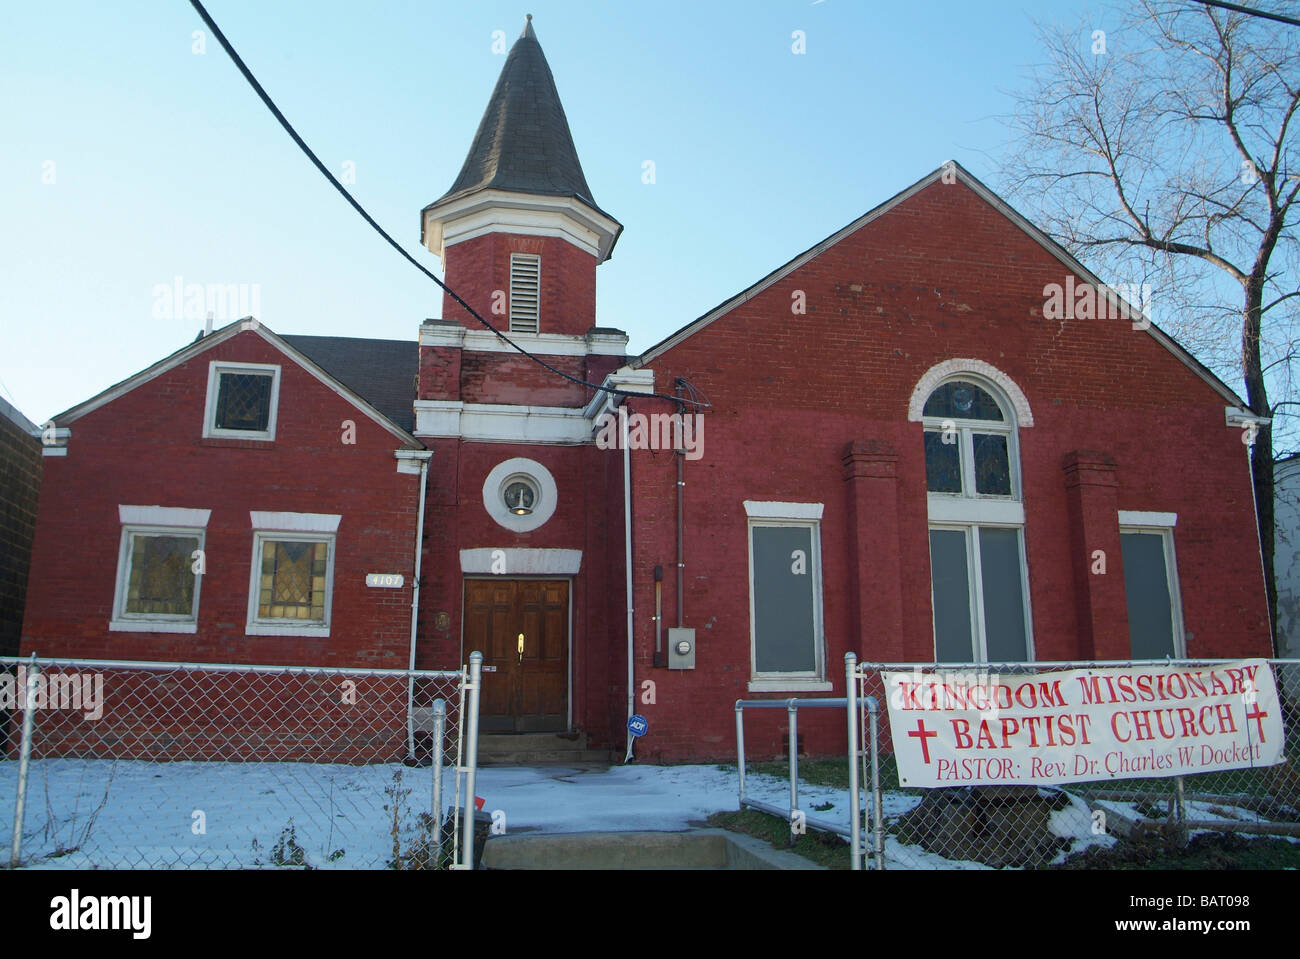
465, 579, 569, 732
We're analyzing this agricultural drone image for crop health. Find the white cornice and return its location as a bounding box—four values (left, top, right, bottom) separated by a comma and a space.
583, 368, 656, 420
422, 189, 622, 263
460, 548, 582, 575
119, 505, 212, 528
249, 511, 342, 533
419, 324, 628, 357
414, 400, 592, 444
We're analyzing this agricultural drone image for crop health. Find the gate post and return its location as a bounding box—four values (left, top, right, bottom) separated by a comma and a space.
10, 660, 39, 869
846, 652, 861, 870
459, 652, 483, 870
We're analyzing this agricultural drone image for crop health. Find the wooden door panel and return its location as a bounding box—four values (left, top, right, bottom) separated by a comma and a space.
465, 579, 568, 732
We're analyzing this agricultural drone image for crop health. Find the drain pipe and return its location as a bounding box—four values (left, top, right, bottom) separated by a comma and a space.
674, 382, 685, 628
622, 402, 636, 763
404, 450, 432, 760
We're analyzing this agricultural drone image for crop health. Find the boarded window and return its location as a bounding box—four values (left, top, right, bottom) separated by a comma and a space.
751, 525, 818, 674
1121, 531, 1179, 658
930, 529, 973, 662
930, 527, 1028, 662
509, 254, 541, 333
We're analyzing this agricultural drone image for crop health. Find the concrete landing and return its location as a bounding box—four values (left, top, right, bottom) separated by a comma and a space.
480, 829, 822, 870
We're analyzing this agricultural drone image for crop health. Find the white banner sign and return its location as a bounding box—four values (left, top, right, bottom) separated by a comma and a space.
883, 660, 1284, 787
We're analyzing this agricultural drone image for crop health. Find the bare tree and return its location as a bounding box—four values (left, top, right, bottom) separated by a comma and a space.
1001, 0, 1300, 644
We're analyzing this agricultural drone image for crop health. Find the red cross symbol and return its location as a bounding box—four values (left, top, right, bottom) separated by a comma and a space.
1245, 704, 1269, 743
908, 719, 938, 764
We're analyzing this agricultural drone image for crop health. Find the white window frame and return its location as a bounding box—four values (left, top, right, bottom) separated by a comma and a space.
922, 374, 1033, 662
744, 502, 830, 692
1118, 521, 1186, 659
110, 525, 205, 634
245, 530, 336, 637
928, 523, 1035, 664
509, 253, 541, 334
203, 361, 281, 441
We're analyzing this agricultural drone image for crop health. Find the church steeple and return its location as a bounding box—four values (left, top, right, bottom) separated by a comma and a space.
421, 15, 622, 267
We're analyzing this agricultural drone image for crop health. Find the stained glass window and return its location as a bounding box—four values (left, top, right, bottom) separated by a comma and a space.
258, 539, 329, 621
125, 533, 199, 616
215, 372, 273, 432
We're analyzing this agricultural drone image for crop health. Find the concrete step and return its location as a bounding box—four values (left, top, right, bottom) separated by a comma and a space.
477, 732, 613, 765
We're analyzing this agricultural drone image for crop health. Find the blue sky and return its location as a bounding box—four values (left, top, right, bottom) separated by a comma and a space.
0, 0, 1119, 425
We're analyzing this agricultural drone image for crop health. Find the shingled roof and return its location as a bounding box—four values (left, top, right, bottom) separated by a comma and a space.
432, 16, 609, 217
282, 335, 417, 433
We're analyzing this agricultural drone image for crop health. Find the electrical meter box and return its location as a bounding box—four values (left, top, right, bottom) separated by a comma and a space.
667, 628, 696, 670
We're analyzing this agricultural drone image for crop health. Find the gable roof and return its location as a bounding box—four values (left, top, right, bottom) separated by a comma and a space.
634, 162, 1249, 411
281, 335, 417, 433
426, 16, 612, 222
53, 320, 422, 448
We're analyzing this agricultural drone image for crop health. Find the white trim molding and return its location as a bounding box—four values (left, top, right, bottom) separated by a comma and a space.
1118, 510, 1177, 528
908, 359, 1034, 426
420, 323, 629, 358
459, 548, 582, 575
481, 458, 559, 533
421, 189, 622, 263
747, 680, 835, 693
395, 449, 433, 475
743, 501, 825, 520
249, 511, 342, 533
202, 360, 281, 442
927, 498, 1026, 526
119, 505, 212, 528
415, 400, 593, 444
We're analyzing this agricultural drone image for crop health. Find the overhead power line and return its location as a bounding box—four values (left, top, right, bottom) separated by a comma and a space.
187, 0, 706, 408
1189, 0, 1300, 28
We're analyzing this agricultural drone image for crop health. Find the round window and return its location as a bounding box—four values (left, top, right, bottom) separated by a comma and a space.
503, 478, 538, 515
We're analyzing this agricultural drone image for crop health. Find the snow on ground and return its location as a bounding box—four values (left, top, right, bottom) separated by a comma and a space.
3, 759, 1285, 869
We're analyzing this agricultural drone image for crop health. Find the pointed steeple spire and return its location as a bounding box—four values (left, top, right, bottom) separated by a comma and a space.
436, 15, 604, 214
421, 16, 622, 266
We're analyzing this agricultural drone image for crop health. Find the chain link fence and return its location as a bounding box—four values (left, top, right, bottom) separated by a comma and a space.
0, 654, 482, 870
848, 657, 1300, 870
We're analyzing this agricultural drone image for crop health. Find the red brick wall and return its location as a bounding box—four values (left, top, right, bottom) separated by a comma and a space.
21, 329, 422, 672
414, 438, 621, 748
441, 233, 597, 336
621, 178, 1271, 762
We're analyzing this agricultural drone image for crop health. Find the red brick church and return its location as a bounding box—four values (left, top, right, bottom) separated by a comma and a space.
19, 18, 1272, 763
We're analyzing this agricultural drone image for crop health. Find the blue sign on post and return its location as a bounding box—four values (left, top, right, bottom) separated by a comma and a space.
627, 714, 649, 738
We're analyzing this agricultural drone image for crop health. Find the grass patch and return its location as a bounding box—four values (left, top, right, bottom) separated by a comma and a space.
707, 809, 849, 869
716, 755, 922, 794
1046, 830, 1300, 870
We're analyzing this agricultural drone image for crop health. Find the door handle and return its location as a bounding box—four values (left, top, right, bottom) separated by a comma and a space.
517, 632, 525, 664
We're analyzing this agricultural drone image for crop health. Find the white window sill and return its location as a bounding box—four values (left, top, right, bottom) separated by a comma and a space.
109, 619, 197, 634
245, 623, 331, 638
746, 679, 834, 693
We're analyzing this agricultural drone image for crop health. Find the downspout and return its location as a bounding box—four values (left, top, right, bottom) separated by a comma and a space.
675, 382, 685, 629
623, 402, 636, 762
406, 451, 432, 760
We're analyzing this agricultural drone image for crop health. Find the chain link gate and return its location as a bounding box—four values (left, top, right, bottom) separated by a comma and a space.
1, 652, 483, 870
848, 654, 1299, 870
